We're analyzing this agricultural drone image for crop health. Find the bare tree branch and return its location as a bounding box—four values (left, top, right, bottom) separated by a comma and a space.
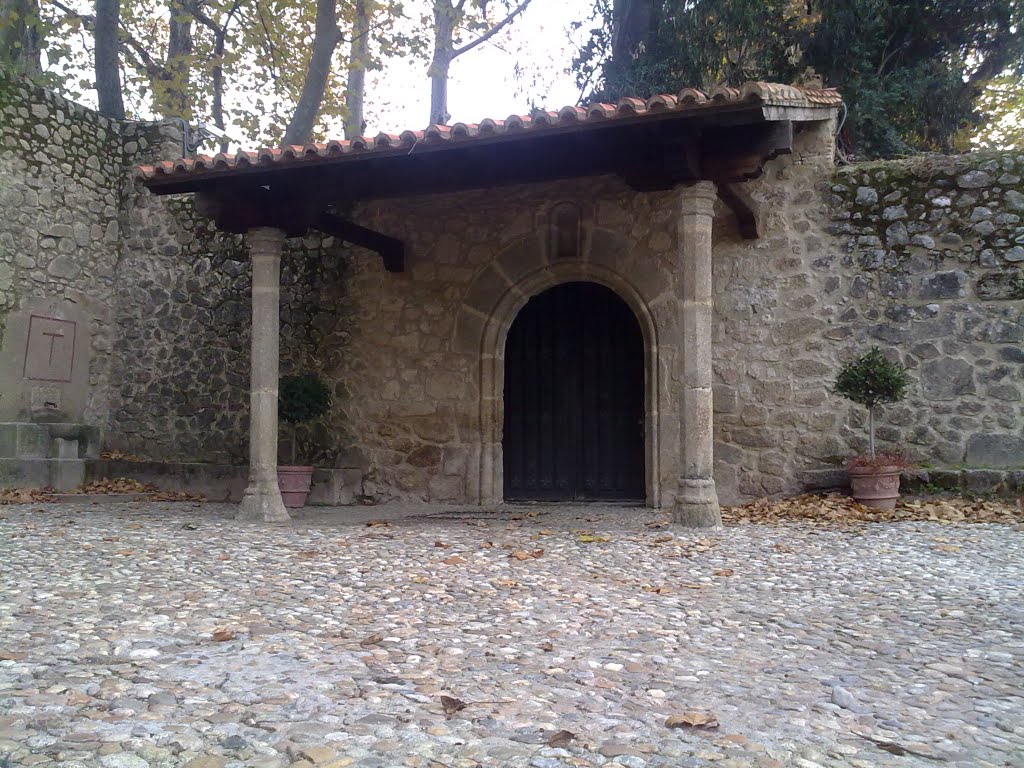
452, 0, 532, 58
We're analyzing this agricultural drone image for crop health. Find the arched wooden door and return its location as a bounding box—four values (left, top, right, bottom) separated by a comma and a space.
503, 281, 645, 502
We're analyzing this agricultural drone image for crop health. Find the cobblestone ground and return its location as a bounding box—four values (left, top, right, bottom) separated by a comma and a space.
1, 502, 1022, 768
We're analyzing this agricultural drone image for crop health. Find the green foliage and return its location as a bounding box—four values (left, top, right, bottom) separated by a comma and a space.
834, 347, 910, 409
958, 75, 1024, 150
573, 0, 1024, 159
279, 372, 332, 425
37, 0, 424, 145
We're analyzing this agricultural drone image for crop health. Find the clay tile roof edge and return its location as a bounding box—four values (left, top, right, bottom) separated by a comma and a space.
136, 81, 841, 182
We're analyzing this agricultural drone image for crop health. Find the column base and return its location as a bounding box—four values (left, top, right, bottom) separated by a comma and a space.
237, 480, 290, 522
673, 478, 721, 527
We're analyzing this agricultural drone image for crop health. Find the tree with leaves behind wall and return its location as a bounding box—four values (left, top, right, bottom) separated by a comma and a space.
572, 0, 1024, 159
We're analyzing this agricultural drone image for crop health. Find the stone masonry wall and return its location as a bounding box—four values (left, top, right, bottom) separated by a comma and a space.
712, 150, 1023, 500
2, 72, 1019, 503
0, 73, 122, 425
304, 181, 686, 505
109, 177, 335, 464
0, 73, 332, 468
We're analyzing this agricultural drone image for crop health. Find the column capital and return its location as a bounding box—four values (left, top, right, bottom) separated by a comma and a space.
246, 226, 286, 257
678, 181, 718, 217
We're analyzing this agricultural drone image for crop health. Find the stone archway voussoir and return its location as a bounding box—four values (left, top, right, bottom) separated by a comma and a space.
494, 236, 547, 285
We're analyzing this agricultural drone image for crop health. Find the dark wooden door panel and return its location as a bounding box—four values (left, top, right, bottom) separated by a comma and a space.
504, 281, 644, 502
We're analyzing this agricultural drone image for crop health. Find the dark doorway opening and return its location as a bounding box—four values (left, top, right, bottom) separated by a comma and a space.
503, 281, 645, 502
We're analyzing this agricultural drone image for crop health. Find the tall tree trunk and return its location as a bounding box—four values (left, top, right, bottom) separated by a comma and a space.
0, 0, 42, 76
428, 0, 456, 125
282, 0, 343, 145
94, 0, 125, 118
611, 0, 652, 64
344, 0, 369, 139
428, 0, 531, 126
151, 0, 194, 117
212, 30, 227, 151
188, 0, 241, 152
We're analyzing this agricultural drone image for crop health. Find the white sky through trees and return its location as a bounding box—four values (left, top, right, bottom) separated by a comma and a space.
47, 0, 593, 151
363, 0, 591, 137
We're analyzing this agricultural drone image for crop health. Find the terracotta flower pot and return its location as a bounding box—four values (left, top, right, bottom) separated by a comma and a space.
847, 465, 902, 510
277, 465, 314, 508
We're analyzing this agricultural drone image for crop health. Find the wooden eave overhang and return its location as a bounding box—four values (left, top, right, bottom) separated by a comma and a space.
135, 83, 840, 268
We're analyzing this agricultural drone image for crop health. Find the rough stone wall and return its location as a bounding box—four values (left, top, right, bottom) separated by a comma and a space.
306, 182, 684, 505
712, 149, 1024, 500
3, 72, 1019, 503
0, 73, 122, 424
0, 74, 333, 467
110, 174, 335, 464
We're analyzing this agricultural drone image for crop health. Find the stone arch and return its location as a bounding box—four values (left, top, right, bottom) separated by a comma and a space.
454, 229, 677, 507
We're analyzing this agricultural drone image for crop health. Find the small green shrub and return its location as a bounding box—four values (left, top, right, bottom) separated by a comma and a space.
834, 347, 911, 460
279, 373, 332, 464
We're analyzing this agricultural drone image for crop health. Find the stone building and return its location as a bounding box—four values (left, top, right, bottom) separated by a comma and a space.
2, 72, 1022, 521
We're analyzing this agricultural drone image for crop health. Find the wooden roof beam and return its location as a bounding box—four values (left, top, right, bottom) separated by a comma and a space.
315, 213, 405, 273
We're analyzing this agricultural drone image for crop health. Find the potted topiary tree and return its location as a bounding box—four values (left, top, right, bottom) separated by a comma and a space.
834, 347, 912, 510
277, 373, 332, 508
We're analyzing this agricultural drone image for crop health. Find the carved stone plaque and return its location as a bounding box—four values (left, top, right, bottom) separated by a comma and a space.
23, 315, 77, 383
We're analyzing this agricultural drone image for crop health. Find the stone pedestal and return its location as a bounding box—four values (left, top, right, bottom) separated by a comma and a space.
674, 182, 721, 527
237, 228, 290, 522
0, 422, 98, 490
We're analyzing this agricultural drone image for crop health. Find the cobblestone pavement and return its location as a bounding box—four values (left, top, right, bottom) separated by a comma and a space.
1, 502, 1022, 768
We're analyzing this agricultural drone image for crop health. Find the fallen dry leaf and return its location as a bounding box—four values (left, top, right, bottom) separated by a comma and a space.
410, 575, 430, 583
643, 585, 673, 595
545, 729, 576, 747
578, 534, 611, 544
441, 555, 467, 565
509, 549, 544, 561
723, 492, 1023, 526
100, 449, 145, 461
440, 695, 467, 716
666, 711, 719, 730
0, 488, 57, 504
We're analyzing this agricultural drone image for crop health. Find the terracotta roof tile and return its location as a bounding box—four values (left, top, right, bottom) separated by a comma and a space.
137, 81, 841, 183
